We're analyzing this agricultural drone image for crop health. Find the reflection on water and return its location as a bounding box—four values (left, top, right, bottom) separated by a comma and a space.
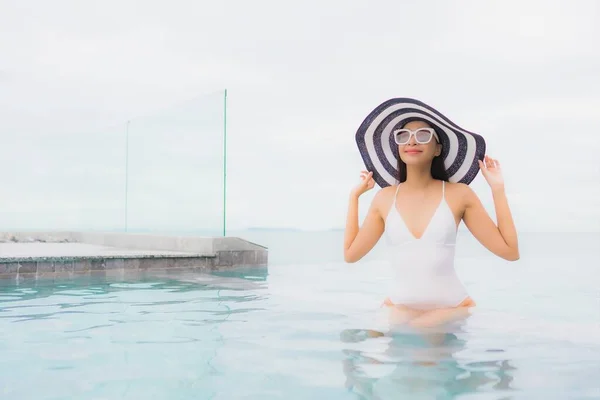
0, 266, 269, 300
0, 267, 271, 399
340, 325, 516, 399
1, 263, 599, 399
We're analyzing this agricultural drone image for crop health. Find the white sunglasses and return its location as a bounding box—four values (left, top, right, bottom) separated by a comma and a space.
393, 128, 439, 145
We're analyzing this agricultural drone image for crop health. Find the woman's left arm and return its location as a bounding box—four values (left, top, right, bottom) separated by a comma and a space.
462, 155, 520, 261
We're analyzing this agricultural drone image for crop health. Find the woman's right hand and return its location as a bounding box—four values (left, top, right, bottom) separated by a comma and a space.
351, 170, 375, 197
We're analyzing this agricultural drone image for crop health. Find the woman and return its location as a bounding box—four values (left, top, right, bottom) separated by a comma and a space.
344, 98, 519, 330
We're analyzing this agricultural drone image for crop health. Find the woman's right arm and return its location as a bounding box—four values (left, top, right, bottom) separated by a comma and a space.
343, 171, 385, 263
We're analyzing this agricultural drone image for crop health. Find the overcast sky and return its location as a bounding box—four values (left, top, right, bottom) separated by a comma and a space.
1, 0, 599, 233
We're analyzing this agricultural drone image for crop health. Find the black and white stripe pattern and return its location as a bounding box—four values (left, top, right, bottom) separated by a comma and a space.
355, 98, 486, 187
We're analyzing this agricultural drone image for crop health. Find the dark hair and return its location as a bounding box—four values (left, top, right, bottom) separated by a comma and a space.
396, 119, 449, 183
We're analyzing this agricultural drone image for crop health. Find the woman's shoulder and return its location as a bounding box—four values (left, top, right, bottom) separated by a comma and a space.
372, 185, 396, 199
443, 181, 477, 204
379, 184, 398, 194
371, 185, 397, 210
444, 181, 474, 192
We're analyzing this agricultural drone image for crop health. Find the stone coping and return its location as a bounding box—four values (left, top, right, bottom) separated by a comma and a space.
0, 231, 268, 278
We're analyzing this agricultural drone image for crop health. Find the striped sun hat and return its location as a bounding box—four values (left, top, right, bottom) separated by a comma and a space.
355, 98, 486, 188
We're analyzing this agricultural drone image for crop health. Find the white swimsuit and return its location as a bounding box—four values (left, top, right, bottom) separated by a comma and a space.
383, 181, 469, 309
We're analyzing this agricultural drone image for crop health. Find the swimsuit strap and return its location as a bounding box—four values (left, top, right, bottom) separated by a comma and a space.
387, 183, 402, 219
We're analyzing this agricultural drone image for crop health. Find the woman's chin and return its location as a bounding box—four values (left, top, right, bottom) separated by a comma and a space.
401, 156, 431, 165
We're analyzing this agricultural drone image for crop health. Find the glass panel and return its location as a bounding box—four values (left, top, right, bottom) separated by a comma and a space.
125, 90, 226, 236
0, 90, 225, 235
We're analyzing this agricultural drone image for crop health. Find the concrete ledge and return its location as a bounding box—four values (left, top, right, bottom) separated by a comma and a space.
0, 257, 214, 276
0, 231, 268, 280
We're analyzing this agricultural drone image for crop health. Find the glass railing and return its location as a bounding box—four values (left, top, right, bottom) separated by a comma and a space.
0, 90, 227, 236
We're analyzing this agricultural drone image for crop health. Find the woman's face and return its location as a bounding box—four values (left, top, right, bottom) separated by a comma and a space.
396, 120, 442, 165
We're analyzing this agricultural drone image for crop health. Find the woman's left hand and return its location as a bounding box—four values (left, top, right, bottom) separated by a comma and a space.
478, 155, 505, 190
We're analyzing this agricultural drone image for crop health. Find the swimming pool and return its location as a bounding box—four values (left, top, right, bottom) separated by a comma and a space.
1, 232, 599, 399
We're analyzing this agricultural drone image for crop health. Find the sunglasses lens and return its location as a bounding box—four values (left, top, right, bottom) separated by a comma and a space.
415, 129, 433, 143
395, 130, 410, 144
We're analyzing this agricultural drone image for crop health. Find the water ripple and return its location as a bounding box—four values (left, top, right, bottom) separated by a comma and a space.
1, 260, 598, 399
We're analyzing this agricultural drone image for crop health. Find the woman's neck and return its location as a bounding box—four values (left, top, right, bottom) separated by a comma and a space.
403, 164, 436, 189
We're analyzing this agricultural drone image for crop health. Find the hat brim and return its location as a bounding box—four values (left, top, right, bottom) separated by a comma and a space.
355, 98, 486, 187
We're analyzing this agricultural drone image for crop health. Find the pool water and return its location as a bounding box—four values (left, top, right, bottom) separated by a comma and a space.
1, 232, 599, 399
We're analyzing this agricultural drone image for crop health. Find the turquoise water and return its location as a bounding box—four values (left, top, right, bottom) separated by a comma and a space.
1, 231, 599, 399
